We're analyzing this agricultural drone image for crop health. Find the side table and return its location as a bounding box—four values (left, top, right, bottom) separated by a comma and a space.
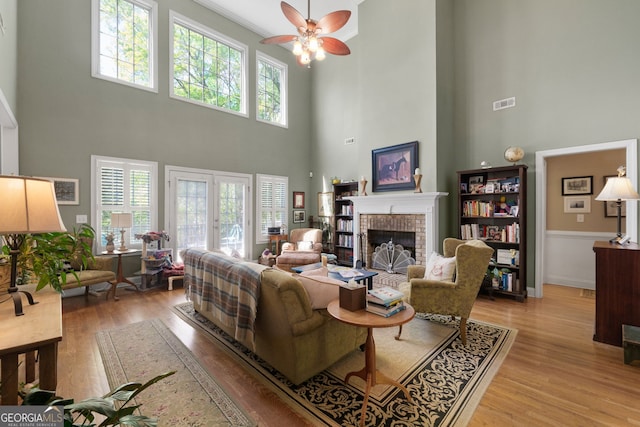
268, 234, 288, 255
101, 249, 140, 299
326, 300, 415, 427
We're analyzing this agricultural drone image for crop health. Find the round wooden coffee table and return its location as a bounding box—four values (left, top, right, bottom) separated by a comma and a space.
326, 300, 415, 427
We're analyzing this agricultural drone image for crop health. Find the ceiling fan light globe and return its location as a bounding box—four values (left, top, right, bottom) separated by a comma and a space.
301, 51, 311, 65
292, 40, 303, 55
315, 47, 326, 60
308, 36, 319, 52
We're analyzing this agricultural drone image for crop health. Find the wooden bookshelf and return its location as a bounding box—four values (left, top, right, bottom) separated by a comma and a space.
457, 165, 527, 301
333, 181, 358, 266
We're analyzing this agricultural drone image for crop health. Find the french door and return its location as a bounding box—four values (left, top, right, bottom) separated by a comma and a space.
166, 167, 251, 262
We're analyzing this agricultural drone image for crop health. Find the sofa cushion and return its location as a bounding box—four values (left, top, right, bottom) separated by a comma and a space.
294, 273, 343, 309
423, 252, 456, 282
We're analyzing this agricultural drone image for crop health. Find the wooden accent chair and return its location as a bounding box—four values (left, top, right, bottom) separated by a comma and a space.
398, 238, 494, 345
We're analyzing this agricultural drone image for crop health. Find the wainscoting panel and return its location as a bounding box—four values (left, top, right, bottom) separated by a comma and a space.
544, 231, 611, 290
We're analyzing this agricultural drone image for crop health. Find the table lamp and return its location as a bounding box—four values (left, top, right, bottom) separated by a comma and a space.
111, 212, 132, 251
0, 176, 67, 316
595, 166, 640, 244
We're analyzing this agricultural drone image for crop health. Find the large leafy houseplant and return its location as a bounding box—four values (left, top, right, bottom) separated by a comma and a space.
1, 224, 96, 293
22, 371, 175, 427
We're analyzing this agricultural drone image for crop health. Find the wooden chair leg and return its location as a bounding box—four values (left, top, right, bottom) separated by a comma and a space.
460, 317, 467, 345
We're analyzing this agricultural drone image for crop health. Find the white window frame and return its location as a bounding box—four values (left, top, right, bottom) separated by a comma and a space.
256, 51, 288, 128
91, 0, 158, 92
255, 174, 288, 244
169, 11, 248, 117
91, 155, 158, 252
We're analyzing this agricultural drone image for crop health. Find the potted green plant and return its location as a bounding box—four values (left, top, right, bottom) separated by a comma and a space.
22, 371, 175, 427
1, 223, 96, 293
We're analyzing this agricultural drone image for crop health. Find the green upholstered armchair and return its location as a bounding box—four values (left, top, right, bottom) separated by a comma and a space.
398, 238, 494, 345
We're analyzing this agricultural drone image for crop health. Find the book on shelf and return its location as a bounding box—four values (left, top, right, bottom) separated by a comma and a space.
367, 286, 405, 306
366, 301, 406, 317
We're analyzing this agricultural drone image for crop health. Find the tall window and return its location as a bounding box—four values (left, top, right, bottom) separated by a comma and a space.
92, 156, 158, 251
170, 12, 248, 116
256, 52, 287, 127
256, 174, 288, 243
91, 0, 158, 91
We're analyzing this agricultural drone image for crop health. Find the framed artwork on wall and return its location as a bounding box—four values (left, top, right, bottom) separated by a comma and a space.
563, 196, 591, 213
318, 192, 334, 217
39, 177, 79, 205
562, 176, 593, 195
293, 210, 306, 223
371, 141, 418, 192
293, 191, 305, 209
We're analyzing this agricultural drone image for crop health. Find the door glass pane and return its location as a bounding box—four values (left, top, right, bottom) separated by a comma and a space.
176, 178, 208, 260
219, 181, 245, 258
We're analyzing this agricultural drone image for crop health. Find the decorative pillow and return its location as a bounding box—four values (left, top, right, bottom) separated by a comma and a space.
294, 273, 343, 309
423, 252, 456, 282
297, 241, 314, 251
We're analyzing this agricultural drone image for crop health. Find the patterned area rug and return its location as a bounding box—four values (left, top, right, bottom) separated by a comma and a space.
96, 319, 255, 427
173, 302, 517, 427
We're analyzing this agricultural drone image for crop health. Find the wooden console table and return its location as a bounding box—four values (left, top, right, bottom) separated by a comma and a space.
593, 241, 640, 346
0, 284, 62, 404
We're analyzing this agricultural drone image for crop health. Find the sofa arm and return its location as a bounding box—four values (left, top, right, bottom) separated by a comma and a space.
281, 242, 295, 252
407, 265, 426, 280
410, 278, 456, 289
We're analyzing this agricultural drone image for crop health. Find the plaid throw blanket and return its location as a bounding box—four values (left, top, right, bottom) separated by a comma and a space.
182, 249, 268, 350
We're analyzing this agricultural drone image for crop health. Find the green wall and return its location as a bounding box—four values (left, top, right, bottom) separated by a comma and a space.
312, 0, 640, 291
12, 0, 640, 290
0, 0, 17, 112
16, 0, 313, 259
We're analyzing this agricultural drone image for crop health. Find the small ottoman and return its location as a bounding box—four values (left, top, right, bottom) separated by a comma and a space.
275, 251, 321, 272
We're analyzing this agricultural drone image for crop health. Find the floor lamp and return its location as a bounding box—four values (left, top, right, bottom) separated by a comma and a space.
0, 176, 67, 316
595, 166, 640, 244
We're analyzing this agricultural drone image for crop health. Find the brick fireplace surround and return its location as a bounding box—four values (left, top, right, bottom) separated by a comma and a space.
347, 193, 448, 287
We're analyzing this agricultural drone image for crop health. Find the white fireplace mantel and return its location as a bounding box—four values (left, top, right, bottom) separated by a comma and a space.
346, 192, 449, 265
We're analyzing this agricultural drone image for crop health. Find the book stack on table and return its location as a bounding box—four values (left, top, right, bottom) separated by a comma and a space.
366, 286, 406, 317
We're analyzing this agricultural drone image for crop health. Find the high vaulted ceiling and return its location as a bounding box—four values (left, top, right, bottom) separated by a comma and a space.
193, 0, 362, 42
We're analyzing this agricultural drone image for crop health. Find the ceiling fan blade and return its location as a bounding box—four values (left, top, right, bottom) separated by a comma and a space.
281, 1, 307, 30
260, 35, 297, 45
320, 37, 351, 55
316, 10, 351, 34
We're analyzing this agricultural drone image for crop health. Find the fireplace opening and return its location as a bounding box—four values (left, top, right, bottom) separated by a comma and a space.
367, 230, 416, 274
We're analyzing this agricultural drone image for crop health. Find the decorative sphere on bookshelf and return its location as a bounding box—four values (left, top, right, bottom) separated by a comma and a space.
504, 146, 524, 164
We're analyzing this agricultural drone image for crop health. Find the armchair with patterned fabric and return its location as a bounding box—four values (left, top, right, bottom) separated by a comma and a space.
398, 238, 494, 345
275, 228, 323, 272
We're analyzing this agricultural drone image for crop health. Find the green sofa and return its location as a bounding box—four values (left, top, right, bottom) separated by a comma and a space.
184, 249, 367, 385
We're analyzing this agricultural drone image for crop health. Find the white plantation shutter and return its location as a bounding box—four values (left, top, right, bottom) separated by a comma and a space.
256, 174, 288, 243
93, 156, 157, 251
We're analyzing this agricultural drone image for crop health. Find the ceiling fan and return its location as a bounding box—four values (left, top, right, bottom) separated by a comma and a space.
260, 1, 351, 67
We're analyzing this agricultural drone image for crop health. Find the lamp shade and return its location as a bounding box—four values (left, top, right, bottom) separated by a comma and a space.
0, 176, 67, 234
595, 177, 640, 201
111, 212, 132, 229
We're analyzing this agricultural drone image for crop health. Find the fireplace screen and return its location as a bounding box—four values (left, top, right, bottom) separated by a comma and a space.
371, 240, 416, 274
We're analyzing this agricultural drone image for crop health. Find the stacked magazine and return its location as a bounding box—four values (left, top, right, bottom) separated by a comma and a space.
366, 286, 406, 317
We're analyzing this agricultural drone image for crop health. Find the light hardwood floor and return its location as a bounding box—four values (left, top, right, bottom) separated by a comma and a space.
53, 284, 640, 426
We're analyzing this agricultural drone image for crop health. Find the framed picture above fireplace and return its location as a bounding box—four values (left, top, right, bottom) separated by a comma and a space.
372, 141, 418, 192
